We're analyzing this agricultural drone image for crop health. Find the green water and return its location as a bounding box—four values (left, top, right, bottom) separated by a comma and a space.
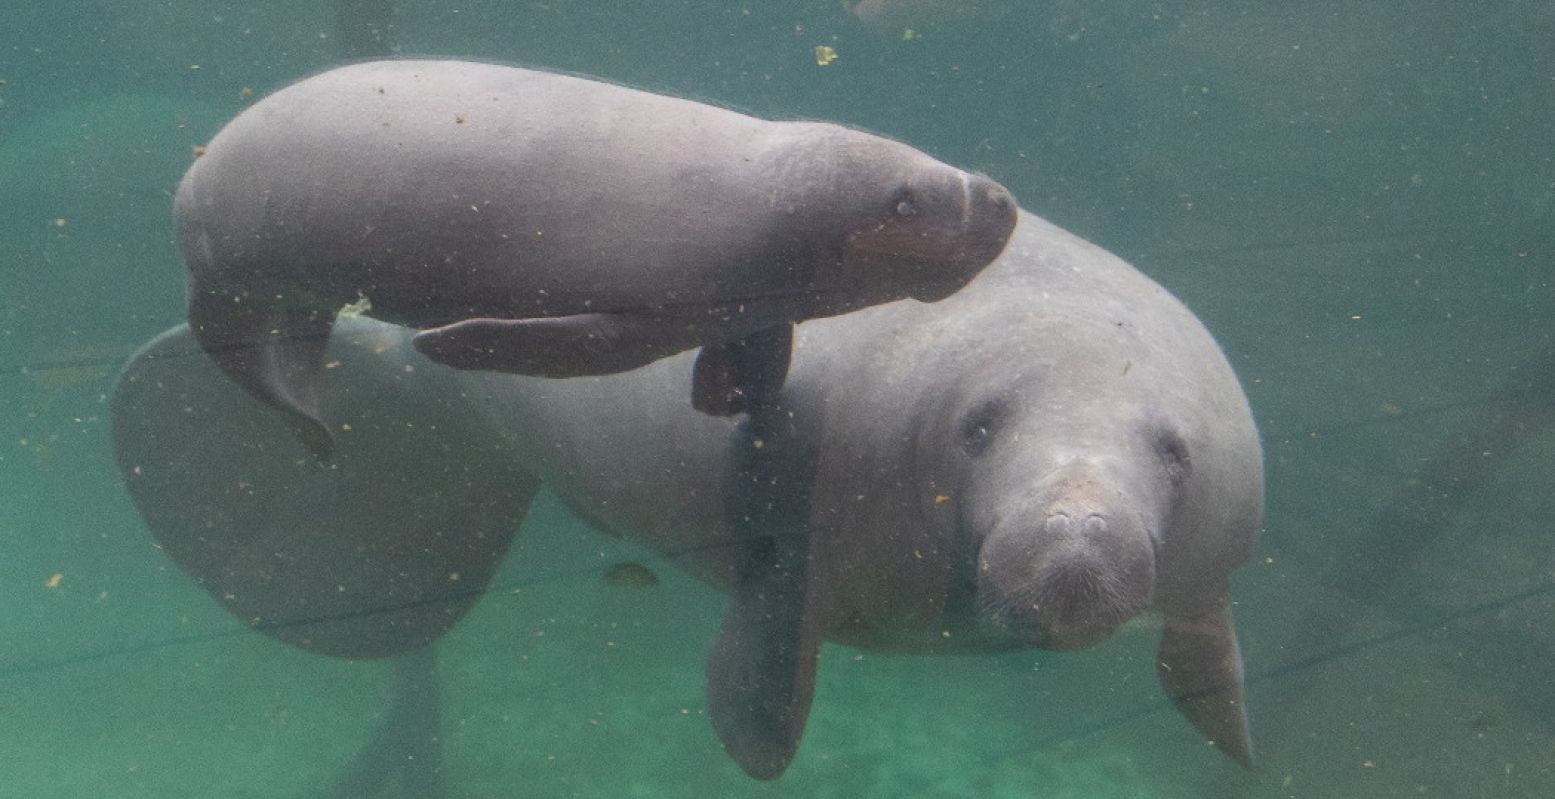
2, 1, 1552, 796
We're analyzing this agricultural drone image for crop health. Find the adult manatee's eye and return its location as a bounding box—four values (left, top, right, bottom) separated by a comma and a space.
1153, 427, 1192, 483
892, 186, 918, 218
958, 397, 1007, 457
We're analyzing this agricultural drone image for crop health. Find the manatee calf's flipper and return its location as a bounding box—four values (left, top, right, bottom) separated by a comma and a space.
187, 285, 336, 457
412, 313, 690, 377
692, 324, 794, 416
1157, 597, 1254, 768
707, 400, 821, 780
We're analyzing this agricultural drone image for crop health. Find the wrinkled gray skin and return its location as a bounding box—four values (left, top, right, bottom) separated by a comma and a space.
115, 210, 1261, 782
176, 59, 1015, 456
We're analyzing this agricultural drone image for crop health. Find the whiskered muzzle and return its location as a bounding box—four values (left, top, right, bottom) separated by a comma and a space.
977, 507, 1157, 650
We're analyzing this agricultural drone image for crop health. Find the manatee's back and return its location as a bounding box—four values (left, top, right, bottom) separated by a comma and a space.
174, 60, 788, 313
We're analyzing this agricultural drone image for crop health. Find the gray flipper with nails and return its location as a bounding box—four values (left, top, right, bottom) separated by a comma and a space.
706, 324, 819, 779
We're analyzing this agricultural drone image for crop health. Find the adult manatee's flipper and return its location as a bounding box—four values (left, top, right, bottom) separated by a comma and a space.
1157, 597, 1254, 768
706, 397, 821, 780
112, 319, 539, 659
692, 324, 794, 417
186, 285, 337, 458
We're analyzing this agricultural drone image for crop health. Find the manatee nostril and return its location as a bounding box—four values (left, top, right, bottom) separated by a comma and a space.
1044, 511, 1108, 538
966, 176, 1013, 214
986, 186, 1012, 212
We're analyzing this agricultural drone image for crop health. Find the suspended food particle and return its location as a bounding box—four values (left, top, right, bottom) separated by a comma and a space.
45, 573, 63, 589
902, 29, 916, 41
193, 145, 207, 157
603, 561, 659, 589
338, 295, 372, 318
239, 87, 254, 98
814, 45, 838, 66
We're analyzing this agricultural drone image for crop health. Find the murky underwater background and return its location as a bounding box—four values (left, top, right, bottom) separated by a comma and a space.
2, 1, 1552, 796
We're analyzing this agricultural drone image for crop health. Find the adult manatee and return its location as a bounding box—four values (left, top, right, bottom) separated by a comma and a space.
115, 209, 1260, 784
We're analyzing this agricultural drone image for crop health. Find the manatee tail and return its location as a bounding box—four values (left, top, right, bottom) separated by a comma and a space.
111, 319, 539, 659
187, 280, 336, 457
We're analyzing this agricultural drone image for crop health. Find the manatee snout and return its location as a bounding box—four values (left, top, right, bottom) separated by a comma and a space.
904, 174, 1017, 302
955, 174, 1017, 265
839, 166, 1017, 304
978, 477, 1157, 650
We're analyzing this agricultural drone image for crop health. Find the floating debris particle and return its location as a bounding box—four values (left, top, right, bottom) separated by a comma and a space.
338, 295, 372, 318
603, 561, 659, 589
814, 45, 838, 66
